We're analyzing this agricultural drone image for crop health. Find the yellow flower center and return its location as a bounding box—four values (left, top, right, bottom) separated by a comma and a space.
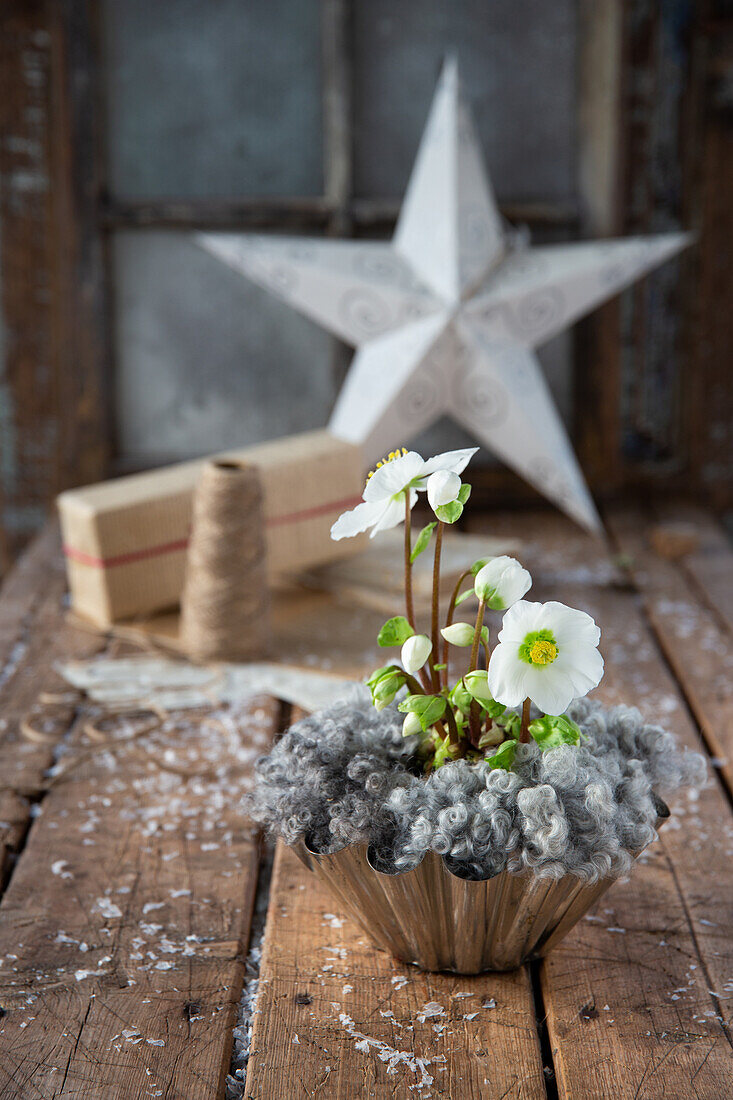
366, 446, 408, 480
528, 639, 558, 666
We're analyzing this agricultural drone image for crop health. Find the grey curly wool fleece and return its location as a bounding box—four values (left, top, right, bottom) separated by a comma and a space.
249, 689, 706, 881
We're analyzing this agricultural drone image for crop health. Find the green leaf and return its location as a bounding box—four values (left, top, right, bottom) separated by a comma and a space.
469, 558, 491, 576
433, 662, 447, 671
370, 668, 406, 708
449, 680, 473, 713
397, 693, 446, 731
457, 482, 472, 504
410, 521, 437, 563
377, 616, 415, 647
486, 738, 518, 770
528, 714, 582, 750
435, 500, 463, 524
497, 709, 521, 737
365, 664, 394, 688
455, 588, 476, 607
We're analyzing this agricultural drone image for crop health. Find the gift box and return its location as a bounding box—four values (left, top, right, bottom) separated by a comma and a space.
58, 430, 366, 628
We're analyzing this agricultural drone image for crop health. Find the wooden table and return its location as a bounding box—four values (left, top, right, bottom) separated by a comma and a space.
0, 503, 731, 1099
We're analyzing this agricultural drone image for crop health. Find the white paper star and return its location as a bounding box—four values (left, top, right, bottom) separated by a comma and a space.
199, 59, 689, 533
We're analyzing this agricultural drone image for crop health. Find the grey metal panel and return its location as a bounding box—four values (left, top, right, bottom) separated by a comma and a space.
353, 0, 577, 202
113, 231, 336, 464
102, 0, 323, 198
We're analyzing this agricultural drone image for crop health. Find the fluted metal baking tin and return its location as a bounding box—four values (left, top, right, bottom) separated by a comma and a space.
294, 798, 669, 974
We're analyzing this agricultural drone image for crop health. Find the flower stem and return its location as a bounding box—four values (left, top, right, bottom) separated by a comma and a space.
430, 522, 444, 692
390, 666, 425, 697
402, 495, 431, 691
467, 599, 486, 675
442, 569, 471, 687
520, 698, 531, 743
467, 598, 486, 745
481, 636, 491, 671
403, 493, 415, 630
443, 705, 460, 745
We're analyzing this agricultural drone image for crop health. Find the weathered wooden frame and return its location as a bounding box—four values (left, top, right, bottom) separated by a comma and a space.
1, 0, 728, 570
0, 0, 111, 570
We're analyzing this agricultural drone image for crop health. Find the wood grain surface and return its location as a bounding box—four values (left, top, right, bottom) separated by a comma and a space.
0, 509, 731, 1098
0, 527, 279, 1097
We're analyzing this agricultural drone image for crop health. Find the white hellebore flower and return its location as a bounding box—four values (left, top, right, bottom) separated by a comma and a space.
474, 556, 532, 610
488, 600, 604, 715
330, 447, 477, 540
401, 634, 432, 674
441, 622, 476, 647
427, 469, 461, 511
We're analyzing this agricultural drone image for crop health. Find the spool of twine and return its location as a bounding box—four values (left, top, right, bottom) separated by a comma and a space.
180, 460, 271, 662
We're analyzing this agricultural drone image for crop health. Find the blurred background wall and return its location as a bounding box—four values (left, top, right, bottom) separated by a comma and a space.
0, 0, 731, 571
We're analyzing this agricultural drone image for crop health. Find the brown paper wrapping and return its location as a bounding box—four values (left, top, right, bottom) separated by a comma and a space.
57, 431, 366, 627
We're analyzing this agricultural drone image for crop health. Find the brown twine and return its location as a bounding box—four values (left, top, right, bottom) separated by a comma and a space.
43, 711, 163, 787
180, 460, 271, 663
9, 635, 240, 794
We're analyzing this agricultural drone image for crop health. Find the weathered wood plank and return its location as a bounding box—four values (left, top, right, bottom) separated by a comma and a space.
0, 526, 62, 674
0, 526, 67, 886
652, 501, 733, 637
0, 548, 100, 799
48, 0, 111, 497
321, 0, 352, 233
575, 0, 624, 495
244, 841, 547, 1100
618, 2, 692, 481
0, 1, 109, 569
0, 695, 279, 1100
0, 3, 57, 567
0, 524, 283, 1095
685, 17, 733, 509
0, 525, 107, 887
102, 195, 578, 231
607, 503, 733, 798
2, 508, 731, 1098
542, 585, 733, 1100
467, 511, 733, 1098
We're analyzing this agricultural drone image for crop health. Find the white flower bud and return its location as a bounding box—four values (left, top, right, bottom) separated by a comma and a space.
440, 622, 476, 647
478, 723, 504, 748
402, 712, 423, 738
474, 556, 532, 610
401, 633, 432, 674
463, 669, 493, 705
427, 469, 461, 511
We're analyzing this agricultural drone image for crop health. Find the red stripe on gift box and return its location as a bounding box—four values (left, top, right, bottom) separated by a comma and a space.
62, 493, 363, 569
62, 537, 191, 569
265, 493, 362, 528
